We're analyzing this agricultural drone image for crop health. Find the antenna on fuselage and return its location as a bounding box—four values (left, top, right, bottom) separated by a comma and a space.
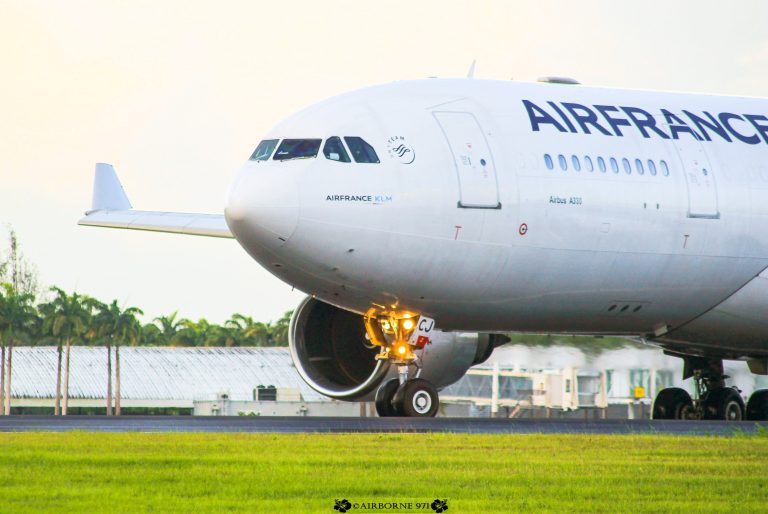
466, 60, 476, 79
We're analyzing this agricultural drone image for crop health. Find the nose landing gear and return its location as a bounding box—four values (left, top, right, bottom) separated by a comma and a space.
364, 310, 439, 417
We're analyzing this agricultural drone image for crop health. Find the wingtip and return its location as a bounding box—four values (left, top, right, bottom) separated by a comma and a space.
91, 162, 132, 212
466, 59, 476, 79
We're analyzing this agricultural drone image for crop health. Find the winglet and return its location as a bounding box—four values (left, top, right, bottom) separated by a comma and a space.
90, 163, 132, 212
466, 59, 476, 79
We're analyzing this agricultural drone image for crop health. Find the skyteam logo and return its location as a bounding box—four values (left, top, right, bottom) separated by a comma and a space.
386, 136, 415, 164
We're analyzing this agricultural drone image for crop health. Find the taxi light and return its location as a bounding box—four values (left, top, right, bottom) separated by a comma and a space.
397, 344, 407, 355
402, 319, 415, 331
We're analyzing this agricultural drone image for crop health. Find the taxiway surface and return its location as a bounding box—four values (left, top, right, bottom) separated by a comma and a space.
0, 416, 764, 435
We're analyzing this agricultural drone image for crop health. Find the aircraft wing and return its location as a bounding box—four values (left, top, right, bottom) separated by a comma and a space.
77, 163, 233, 239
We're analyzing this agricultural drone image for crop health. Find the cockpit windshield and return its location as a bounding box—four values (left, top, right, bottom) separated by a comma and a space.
344, 137, 380, 163
249, 139, 279, 161
323, 136, 351, 162
273, 139, 322, 161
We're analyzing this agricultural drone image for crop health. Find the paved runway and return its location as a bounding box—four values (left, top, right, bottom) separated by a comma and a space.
0, 415, 765, 435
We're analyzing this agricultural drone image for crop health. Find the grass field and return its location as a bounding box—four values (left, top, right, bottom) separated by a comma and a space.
0, 432, 766, 513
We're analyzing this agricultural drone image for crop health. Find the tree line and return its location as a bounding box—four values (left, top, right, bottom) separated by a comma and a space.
0, 228, 292, 415
0, 285, 293, 349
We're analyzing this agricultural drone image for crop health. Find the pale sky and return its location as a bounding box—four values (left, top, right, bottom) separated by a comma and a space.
1, 1, 767, 324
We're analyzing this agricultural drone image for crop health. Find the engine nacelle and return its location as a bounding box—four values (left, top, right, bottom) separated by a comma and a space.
289, 296, 502, 401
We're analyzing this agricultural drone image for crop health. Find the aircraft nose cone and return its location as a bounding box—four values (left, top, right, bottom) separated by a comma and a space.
225, 170, 299, 249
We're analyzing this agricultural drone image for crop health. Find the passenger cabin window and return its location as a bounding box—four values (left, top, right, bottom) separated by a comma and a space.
323, 137, 351, 162
344, 137, 380, 163
542, 152, 670, 180
572, 155, 581, 171
250, 139, 279, 161
273, 139, 322, 161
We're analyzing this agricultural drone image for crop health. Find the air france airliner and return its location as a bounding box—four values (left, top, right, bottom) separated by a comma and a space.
80, 77, 768, 420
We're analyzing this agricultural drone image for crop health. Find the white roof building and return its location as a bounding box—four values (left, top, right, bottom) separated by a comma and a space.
6, 346, 326, 409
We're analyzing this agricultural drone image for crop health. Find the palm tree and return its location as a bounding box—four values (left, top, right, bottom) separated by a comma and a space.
40, 287, 89, 415
154, 311, 183, 344
108, 304, 142, 416
0, 293, 5, 415
175, 318, 211, 347
227, 313, 270, 346
0, 283, 37, 415
208, 324, 236, 347
269, 311, 293, 347
140, 323, 161, 346
36, 301, 60, 413
0, 337, 4, 414
86, 299, 124, 415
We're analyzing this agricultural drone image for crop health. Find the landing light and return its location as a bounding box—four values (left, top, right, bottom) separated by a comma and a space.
397, 344, 408, 356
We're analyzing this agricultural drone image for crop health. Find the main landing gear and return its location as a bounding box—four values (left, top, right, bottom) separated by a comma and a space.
365, 310, 440, 417
653, 356, 768, 421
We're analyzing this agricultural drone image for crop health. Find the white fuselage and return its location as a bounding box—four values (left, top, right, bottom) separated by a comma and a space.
224, 79, 768, 359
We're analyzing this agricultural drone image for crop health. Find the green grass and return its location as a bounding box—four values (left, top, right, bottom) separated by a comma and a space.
0, 432, 766, 513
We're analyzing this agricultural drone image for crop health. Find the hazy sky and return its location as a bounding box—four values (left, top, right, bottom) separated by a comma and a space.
1, 1, 767, 324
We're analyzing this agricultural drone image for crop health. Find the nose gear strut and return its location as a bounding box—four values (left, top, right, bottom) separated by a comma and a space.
364, 309, 439, 417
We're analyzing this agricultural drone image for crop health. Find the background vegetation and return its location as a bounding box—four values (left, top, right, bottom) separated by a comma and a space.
0, 228, 292, 348
0, 432, 766, 513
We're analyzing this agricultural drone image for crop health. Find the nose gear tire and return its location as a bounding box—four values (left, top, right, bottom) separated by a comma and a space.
374, 379, 401, 417
391, 378, 439, 417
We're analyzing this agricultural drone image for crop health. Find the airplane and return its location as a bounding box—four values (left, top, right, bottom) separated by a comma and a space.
80, 76, 768, 420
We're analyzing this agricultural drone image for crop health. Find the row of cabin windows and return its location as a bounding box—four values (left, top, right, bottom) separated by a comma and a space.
543, 153, 670, 177
250, 137, 380, 163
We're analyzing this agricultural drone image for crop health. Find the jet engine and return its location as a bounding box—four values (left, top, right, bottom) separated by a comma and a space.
288, 296, 504, 401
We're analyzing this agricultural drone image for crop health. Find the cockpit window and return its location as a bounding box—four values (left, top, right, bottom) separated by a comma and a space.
344, 137, 380, 163
249, 139, 279, 161
273, 139, 322, 161
323, 137, 351, 163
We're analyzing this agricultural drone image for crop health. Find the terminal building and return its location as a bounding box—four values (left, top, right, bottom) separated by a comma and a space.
443, 344, 768, 418
5, 345, 767, 417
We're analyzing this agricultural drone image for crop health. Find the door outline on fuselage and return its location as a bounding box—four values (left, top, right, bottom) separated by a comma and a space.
433, 111, 501, 209
675, 138, 720, 219
656, 116, 720, 220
